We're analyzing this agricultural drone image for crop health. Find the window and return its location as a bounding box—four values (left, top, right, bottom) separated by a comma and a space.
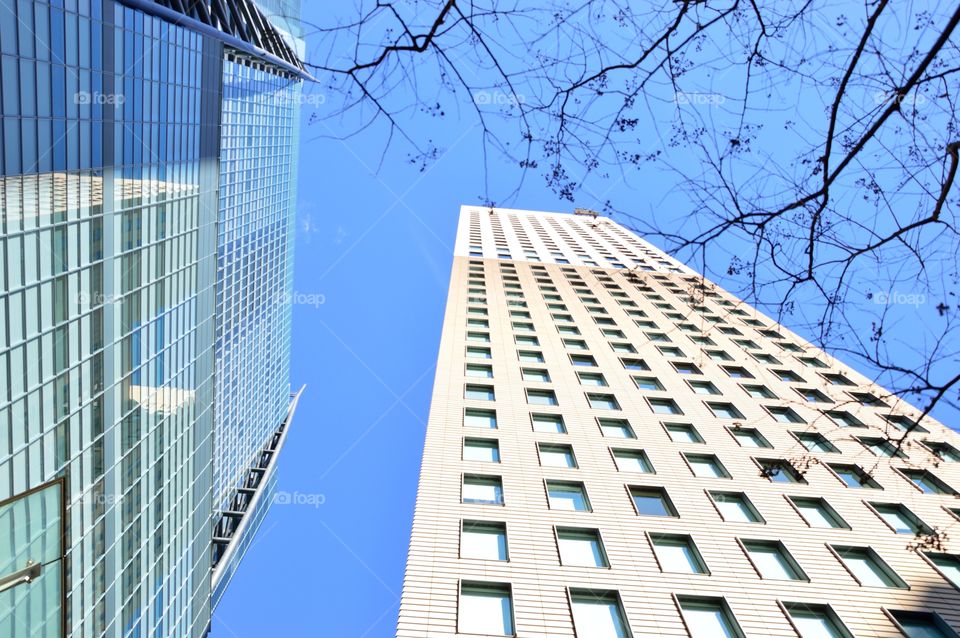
570, 354, 597, 367
531, 413, 566, 433
518, 350, 545, 363
766, 406, 805, 423
458, 582, 514, 636
924, 441, 960, 462
539, 443, 577, 468
924, 552, 960, 588
889, 611, 960, 638
578, 372, 608, 387
557, 325, 580, 335
825, 410, 865, 428
648, 398, 682, 415
514, 334, 538, 345
527, 389, 559, 406
467, 331, 491, 342
728, 427, 771, 449
462, 475, 504, 505
741, 540, 807, 580
851, 391, 888, 407
467, 346, 492, 359
588, 393, 621, 410
461, 521, 508, 560
784, 603, 852, 638
858, 436, 907, 458
741, 384, 777, 399
710, 491, 763, 523
723, 366, 754, 379
794, 432, 840, 453
870, 503, 931, 535
832, 545, 907, 588
633, 376, 665, 391
612, 449, 654, 473
521, 368, 551, 382
557, 529, 608, 568
599, 418, 635, 439
797, 388, 831, 403
672, 361, 703, 375
665, 423, 703, 443
468, 318, 489, 328
658, 346, 684, 358
564, 338, 589, 350
546, 481, 591, 511
821, 373, 855, 386
610, 342, 637, 354
677, 597, 744, 638
465, 408, 497, 429
569, 590, 632, 638
688, 380, 721, 395
829, 464, 881, 489
774, 369, 804, 382
646, 332, 671, 343
651, 534, 708, 574
900, 469, 957, 495
621, 357, 650, 371
882, 413, 929, 433
790, 497, 848, 529
685, 453, 731, 478
466, 363, 493, 378
464, 438, 500, 463
629, 486, 678, 517
758, 459, 807, 484
706, 349, 733, 362
707, 402, 745, 419
465, 384, 496, 401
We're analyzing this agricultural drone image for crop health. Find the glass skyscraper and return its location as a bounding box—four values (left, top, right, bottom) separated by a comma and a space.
0, 1, 305, 636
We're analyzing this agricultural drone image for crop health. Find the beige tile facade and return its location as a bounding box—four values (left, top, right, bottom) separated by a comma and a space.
397, 206, 960, 638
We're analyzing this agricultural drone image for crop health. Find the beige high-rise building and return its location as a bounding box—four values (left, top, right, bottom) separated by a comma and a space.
397, 206, 960, 638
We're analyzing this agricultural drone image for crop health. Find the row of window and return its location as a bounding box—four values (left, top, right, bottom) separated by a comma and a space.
456, 580, 957, 637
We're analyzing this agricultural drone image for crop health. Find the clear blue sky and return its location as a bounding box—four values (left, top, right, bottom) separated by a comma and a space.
211, 5, 958, 636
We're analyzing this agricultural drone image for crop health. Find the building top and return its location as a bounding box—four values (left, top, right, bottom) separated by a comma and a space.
455, 205, 694, 274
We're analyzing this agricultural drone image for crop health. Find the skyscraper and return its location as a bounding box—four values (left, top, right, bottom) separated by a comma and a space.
0, 1, 306, 636
398, 206, 960, 637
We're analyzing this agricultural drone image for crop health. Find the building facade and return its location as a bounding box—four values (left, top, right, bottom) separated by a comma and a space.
0, 1, 305, 636
398, 206, 960, 637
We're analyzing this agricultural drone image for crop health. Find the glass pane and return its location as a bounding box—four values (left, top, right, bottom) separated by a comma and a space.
680, 600, 739, 638
460, 584, 513, 635
461, 523, 507, 560
558, 530, 606, 567
570, 592, 630, 638
548, 484, 589, 511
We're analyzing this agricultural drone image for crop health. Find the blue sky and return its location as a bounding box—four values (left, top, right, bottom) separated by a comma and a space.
211, 4, 958, 636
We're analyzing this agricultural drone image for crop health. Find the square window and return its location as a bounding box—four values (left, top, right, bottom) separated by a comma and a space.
462, 475, 504, 505
672, 362, 703, 375
467, 346, 492, 359
766, 406, 804, 423
557, 529, 608, 568
465, 384, 496, 401
464, 408, 497, 429
546, 481, 591, 511
677, 597, 744, 638
870, 502, 931, 535
557, 325, 581, 335
707, 402, 745, 419
899, 469, 957, 495
858, 436, 907, 458
569, 590, 631, 637
742, 540, 807, 580
599, 418, 635, 439
578, 372, 608, 387
651, 534, 708, 574
821, 373, 855, 386
710, 491, 763, 523
518, 350, 545, 363
633, 376, 665, 391
588, 393, 621, 410
794, 432, 839, 453
514, 334, 539, 346
830, 464, 881, 489
774, 369, 804, 383
924, 552, 960, 589
790, 496, 848, 529
658, 346, 684, 358
825, 410, 865, 428
629, 486, 678, 517
539, 443, 577, 468
758, 459, 807, 484
925, 441, 960, 462
728, 427, 772, 449
783, 603, 852, 638
521, 367, 551, 382
665, 423, 703, 443
889, 611, 959, 638
688, 380, 721, 395
612, 448, 654, 473
621, 357, 650, 371
466, 364, 493, 378
570, 354, 597, 367
461, 521, 508, 560
832, 545, 907, 588
796, 388, 831, 403
685, 453, 731, 478
467, 331, 491, 343
741, 384, 776, 399
564, 338, 589, 350
458, 582, 513, 635
527, 389, 559, 406
611, 342, 637, 354
723, 366, 754, 379
649, 398, 682, 415
531, 413, 566, 434
464, 438, 500, 463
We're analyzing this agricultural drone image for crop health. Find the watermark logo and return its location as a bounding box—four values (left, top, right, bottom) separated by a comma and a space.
273, 490, 325, 508
75, 91, 125, 107
873, 90, 926, 108
473, 90, 526, 106
76, 291, 124, 305
274, 291, 326, 308
869, 291, 926, 307
674, 91, 726, 106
